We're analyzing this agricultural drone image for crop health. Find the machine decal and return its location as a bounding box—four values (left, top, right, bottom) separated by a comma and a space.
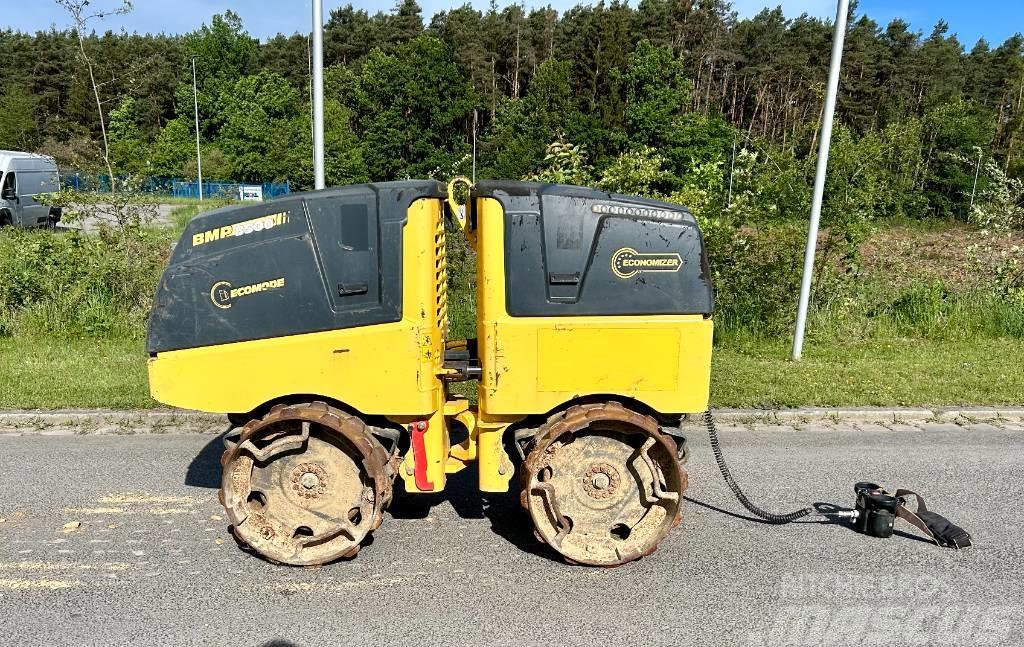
192, 211, 290, 247
611, 247, 683, 279
209, 277, 286, 309
592, 203, 686, 222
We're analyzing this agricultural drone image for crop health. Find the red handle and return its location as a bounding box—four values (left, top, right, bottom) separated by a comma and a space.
410, 421, 434, 491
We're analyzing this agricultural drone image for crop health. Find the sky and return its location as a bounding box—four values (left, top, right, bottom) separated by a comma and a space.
6, 0, 1023, 49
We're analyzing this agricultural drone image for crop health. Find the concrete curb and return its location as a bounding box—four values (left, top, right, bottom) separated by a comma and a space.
0, 409, 228, 436
704, 407, 1024, 425
0, 406, 1022, 435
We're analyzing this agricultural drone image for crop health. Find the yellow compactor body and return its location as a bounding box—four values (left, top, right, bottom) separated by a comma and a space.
147, 180, 713, 566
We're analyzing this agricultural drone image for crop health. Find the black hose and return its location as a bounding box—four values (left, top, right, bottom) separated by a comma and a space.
703, 410, 814, 524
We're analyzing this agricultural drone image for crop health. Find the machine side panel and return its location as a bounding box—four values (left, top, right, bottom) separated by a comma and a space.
146, 181, 444, 354
147, 196, 448, 418
536, 328, 681, 392
475, 194, 713, 417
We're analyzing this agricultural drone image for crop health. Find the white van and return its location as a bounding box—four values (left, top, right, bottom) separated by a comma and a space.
0, 151, 62, 228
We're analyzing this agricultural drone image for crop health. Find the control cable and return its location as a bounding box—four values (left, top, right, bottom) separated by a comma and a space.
702, 410, 815, 523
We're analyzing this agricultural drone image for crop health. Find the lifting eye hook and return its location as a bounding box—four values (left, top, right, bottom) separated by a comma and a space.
446, 176, 473, 232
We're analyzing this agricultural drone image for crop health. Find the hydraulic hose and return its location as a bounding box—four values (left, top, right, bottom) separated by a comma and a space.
702, 410, 814, 524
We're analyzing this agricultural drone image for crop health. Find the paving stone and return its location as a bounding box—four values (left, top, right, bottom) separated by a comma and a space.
934, 408, 1024, 422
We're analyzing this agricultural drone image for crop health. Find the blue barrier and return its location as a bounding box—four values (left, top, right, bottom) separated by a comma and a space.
61, 173, 291, 200
171, 180, 291, 200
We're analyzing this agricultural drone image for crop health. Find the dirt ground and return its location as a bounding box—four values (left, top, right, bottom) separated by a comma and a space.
859, 223, 1023, 289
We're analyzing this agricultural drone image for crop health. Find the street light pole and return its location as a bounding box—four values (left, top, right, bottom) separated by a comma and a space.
191, 55, 203, 201
969, 148, 982, 209
792, 0, 849, 361
311, 0, 325, 190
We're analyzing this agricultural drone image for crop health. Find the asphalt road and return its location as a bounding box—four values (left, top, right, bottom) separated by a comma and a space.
56, 203, 177, 233
1, 422, 1021, 646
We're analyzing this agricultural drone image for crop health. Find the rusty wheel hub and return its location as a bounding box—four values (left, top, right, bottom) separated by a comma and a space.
291, 463, 329, 500
219, 402, 395, 566
522, 403, 687, 566
582, 463, 621, 500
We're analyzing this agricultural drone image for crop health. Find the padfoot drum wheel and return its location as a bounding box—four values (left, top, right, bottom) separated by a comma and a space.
521, 402, 687, 566
219, 402, 395, 565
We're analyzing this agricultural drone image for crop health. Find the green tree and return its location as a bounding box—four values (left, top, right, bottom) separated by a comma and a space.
182, 11, 259, 131
356, 36, 475, 179
623, 40, 690, 150
325, 5, 377, 65
108, 97, 150, 176
914, 21, 966, 110
529, 141, 593, 185
324, 99, 368, 185
485, 58, 579, 178
55, 0, 134, 185
0, 87, 39, 149
598, 146, 673, 195
216, 71, 310, 184
385, 0, 425, 48
149, 117, 195, 177
921, 99, 994, 219
260, 33, 311, 88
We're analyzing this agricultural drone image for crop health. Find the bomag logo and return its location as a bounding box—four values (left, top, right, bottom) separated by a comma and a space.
592, 203, 686, 222
210, 277, 286, 309
192, 211, 290, 248
611, 247, 683, 279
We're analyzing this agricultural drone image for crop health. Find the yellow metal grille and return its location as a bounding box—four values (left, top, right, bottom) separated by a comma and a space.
434, 215, 448, 339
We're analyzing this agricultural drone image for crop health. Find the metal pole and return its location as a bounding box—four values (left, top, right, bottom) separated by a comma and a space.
472, 108, 478, 183
191, 56, 203, 201
792, 0, 849, 361
311, 0, 325, 190
969, 149, 982, 209
307, 35, 314, 153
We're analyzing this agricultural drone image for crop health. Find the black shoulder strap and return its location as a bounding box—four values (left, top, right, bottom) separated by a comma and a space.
893, 489, 972, 549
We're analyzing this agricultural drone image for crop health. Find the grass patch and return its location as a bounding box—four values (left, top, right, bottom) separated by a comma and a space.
2, 335, 1021, 410
169, 199, 236, 234
0, 337, 155, 409
2, 213, 1021, 411
711, 336, 1024, 408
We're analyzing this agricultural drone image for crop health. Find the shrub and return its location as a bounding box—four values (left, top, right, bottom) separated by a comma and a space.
0, 226, 171, 340
703, 223, 808, 335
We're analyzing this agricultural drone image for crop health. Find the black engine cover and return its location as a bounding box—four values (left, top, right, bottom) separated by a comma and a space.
475, 182, 714, 317
146, 181, 445, 354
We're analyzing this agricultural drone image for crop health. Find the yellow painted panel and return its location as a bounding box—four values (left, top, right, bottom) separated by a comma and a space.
479, 317, 712, 416
148, 323, 435, 415
537, 327, 679, 392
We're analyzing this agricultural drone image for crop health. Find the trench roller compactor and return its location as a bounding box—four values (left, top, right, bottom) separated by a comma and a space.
146, 180, 714, 566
